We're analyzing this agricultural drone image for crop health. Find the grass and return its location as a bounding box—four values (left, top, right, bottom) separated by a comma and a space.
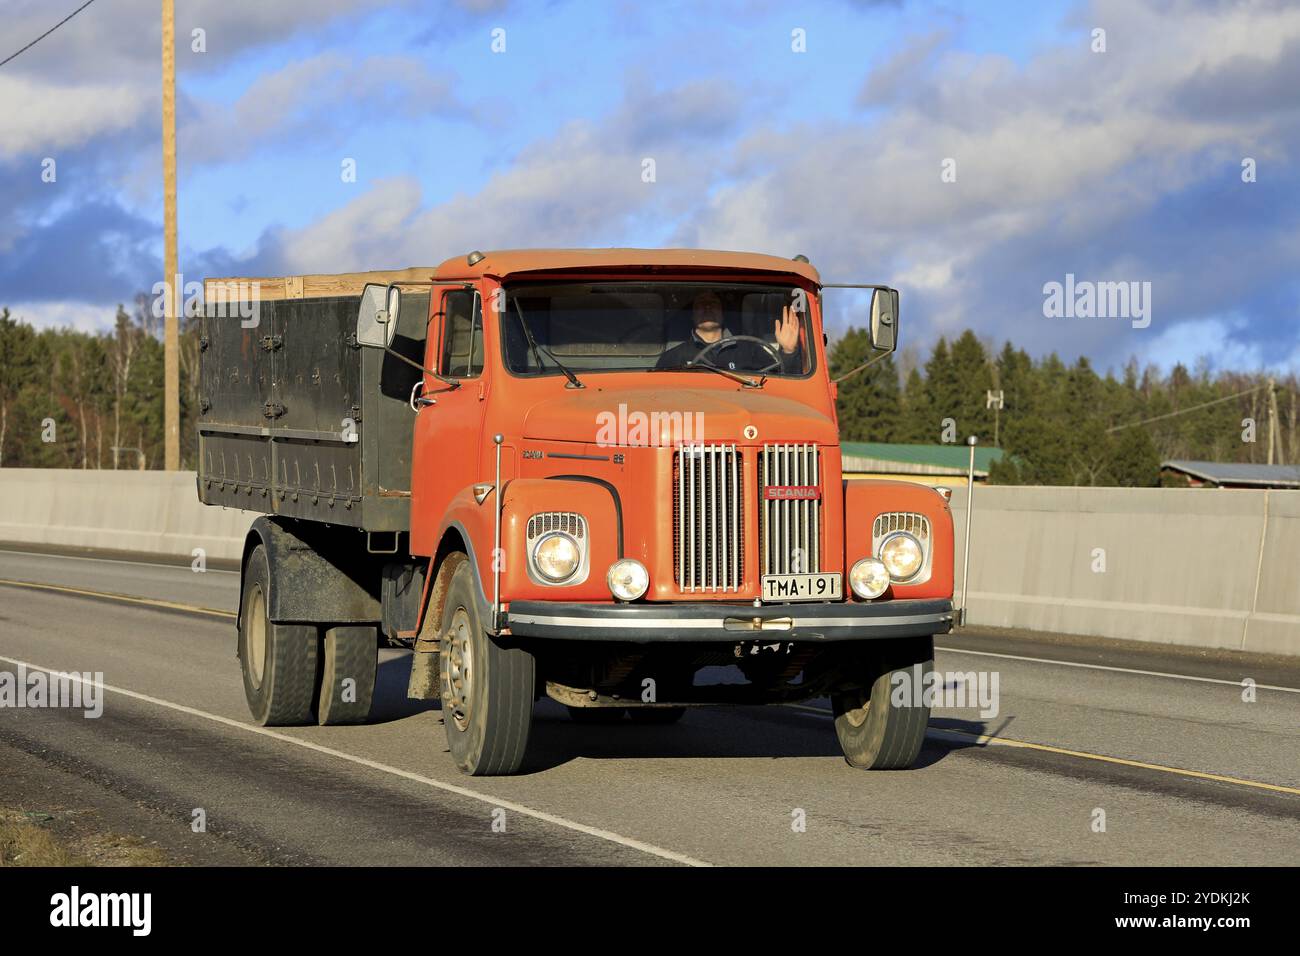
0, 809, 170, 867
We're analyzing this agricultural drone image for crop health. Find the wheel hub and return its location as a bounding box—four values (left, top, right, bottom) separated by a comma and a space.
443, 608, 474, 732
247, 586, 267, 688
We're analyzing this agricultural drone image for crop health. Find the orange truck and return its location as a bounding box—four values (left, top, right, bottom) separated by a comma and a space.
198, 249, 955, 775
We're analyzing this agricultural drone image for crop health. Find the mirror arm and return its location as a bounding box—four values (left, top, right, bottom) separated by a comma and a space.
832, 350, 889, 385
382, 346, 460, 388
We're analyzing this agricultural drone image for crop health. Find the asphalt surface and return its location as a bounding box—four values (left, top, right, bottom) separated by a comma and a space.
0, 547, 1296, 866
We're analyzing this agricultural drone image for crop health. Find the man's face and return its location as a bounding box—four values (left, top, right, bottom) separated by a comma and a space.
692, 293, 724, 338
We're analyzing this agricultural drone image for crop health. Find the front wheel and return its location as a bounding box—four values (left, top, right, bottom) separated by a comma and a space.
831, 637, 933, 770
438, 555, 535, 775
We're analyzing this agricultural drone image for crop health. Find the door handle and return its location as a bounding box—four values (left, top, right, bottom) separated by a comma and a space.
409, 381, 436, 411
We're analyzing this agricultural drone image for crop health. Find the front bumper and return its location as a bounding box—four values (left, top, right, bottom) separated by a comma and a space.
506, 597, 953, 643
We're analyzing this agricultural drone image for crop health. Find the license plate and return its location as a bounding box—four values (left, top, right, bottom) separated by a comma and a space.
761, 572, 841, 602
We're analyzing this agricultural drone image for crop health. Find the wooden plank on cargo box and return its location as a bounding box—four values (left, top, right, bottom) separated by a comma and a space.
204, 268, 438, 303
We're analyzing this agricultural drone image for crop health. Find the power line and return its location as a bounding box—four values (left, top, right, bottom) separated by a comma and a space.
1105, 384, 1265, 433
0, 0, 97, 70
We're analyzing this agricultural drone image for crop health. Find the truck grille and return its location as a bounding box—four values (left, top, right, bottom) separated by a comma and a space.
674, 444, 743, 592
760, 443, 822, 575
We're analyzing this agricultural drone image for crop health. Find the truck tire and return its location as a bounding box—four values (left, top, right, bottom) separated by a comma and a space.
317, 626, 377, 725
438, 555, 535, 775
627, 707, 686, 725
831, 637, 933, 770
239, 544, 319, 726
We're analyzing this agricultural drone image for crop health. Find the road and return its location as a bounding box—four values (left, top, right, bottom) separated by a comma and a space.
0, 547, 1296, 866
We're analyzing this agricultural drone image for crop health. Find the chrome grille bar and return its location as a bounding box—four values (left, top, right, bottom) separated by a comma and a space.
760, 443, 822, 575
674, 444, 743, 592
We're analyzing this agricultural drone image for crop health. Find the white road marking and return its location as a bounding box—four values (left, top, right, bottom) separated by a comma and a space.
935, 644, 1300, 694
0, 653, 711, 868
784, 704, 1300, 795
0, 548, 239, 575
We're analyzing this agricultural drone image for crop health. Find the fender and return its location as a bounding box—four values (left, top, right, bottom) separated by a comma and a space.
405, 521, 490, 684
435, 487, 499, 621
842, 480, 955, 601
420, 478, 622, 634
239, 515, 382, 628
499, 478, 621, 603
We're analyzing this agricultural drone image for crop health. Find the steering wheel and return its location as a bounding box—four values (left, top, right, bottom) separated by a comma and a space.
691, 335, 784, 374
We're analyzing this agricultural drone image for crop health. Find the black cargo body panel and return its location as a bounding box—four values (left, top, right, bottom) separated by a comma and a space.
197, 293, 427, 532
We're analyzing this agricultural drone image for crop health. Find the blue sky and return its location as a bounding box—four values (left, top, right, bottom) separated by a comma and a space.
2, 0, 1298, 376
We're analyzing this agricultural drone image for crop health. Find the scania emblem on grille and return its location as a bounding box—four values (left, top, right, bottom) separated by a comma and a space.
764, 486, 822, 500
743, 425, 758, 440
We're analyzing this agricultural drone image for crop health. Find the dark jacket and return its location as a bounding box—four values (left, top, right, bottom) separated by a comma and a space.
655, 330, 802, 375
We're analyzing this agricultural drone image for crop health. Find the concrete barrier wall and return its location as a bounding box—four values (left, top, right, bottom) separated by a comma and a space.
949, 486, 1300, 657
0, 470, 1295, 656
0, 469, 255, 562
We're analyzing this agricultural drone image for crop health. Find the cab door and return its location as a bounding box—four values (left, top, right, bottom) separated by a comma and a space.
409, 286, 488, 556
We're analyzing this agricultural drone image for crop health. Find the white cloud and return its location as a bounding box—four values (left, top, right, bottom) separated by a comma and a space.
0, 76, 149, 160
1138, 313, 1300, 375
5, 300, 120, 334
673, 0, 1300, 362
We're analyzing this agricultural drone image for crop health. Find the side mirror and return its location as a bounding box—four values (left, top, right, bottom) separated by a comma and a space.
356, 283, 401, 349
869, 287, 899, 353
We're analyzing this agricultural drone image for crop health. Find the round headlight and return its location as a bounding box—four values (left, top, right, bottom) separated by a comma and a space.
533, 532, 580, 582
879, 531, 924, 582
606, 558, 649, 602
850, 557, 890, 600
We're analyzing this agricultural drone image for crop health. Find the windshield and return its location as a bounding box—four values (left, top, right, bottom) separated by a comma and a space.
501, 281, 815, 379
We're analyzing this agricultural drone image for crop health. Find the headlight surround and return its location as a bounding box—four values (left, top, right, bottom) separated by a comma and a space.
849, 557, 891, 600
532, 531, 581, 583
879, 531, 924, 583
606, 558, 649, 602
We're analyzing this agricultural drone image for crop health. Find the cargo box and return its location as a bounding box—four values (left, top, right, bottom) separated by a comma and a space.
196, 271, 433, 533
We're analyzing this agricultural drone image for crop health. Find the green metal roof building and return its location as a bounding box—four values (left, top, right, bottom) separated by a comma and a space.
840, 442, 1004, 485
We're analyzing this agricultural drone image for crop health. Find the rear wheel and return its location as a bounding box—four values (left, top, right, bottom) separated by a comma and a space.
831, 637, 933, 770
317, 625, 377, 725
439, 555, 535, 775
627, 707, 686, 725
238, 544, 318, 726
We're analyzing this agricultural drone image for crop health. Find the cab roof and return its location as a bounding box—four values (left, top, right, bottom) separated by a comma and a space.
433, 248, 822, 285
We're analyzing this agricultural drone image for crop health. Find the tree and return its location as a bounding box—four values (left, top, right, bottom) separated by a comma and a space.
829, 328, 900, 441
948, 330, 995, 442
0, 309, 40, 466
1108, 426, 1160, 486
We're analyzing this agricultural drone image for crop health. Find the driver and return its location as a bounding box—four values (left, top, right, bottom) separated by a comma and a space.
655, 291, 803, 374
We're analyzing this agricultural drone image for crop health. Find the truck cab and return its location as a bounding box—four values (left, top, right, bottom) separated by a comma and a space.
200, 248, 955, 775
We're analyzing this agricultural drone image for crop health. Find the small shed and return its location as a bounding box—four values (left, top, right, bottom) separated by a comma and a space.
1160, 460, 1300, 489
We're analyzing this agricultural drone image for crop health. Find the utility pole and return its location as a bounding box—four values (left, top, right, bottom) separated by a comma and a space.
1267, 376, 1280, 465
986, 389, 1004, 447
162, 0, 180, 470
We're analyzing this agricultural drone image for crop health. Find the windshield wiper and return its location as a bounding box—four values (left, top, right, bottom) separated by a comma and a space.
652, 362, 764, 388
512, 299, 583, 388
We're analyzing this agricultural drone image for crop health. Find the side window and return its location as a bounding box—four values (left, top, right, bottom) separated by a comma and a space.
440, 290, 483, 378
